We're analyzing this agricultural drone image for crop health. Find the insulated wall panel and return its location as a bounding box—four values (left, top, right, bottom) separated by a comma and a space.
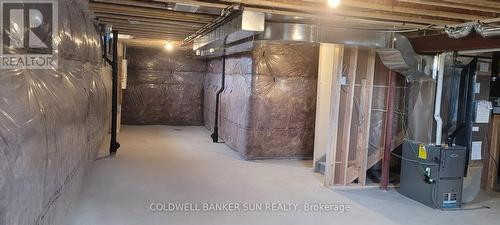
247, 42, 319, 159
122, 47, 206, 125
0, 1, 111, 225
205, 41, 319, 159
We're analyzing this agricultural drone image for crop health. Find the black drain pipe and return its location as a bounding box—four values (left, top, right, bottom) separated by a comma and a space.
110, 30, 121, 154
211, 36, 229, 143
102, 29, 121, 154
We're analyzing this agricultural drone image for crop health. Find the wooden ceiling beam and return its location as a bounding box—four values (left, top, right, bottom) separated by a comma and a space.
104, 0, 430, 30
115, 30, 187, 40
94, 13, 204, 28
97, 18, 200, 32
217, 0, 459, 25
119, 39, 190, 49
149, 0, 228, 9
409, 33, 500, 54
440, 0, 500, 10
92, 0, 219, 16
89, 1, 215, 24
111, 26, 191, 36
396, 0, 500, 14
156, 0, 444, 27
339, 0, 490, 21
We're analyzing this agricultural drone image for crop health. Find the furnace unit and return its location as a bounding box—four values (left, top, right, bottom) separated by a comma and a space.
377, 35, 492, 209
399, 141, 466, 208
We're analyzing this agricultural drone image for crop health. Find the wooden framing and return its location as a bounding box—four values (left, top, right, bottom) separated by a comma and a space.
323, 44, 345, 187
484, 115, 500, 191
397, 0, 500, 14
338, 47, 359, 185
313, 44, 339, 169
318, 47, 377, 187
355, 50, 376, 186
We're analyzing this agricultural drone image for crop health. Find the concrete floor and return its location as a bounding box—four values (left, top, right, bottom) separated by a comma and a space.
68, 125, 500, 225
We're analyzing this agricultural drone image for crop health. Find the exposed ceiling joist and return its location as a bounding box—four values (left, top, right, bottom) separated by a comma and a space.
396, 0, 500, 14
89, 1, 215, 24
90, 0, 499, 44
97, 18, 200, 32
149, 0, 228, 9
116, 29, 188, 39
440, 0, 500, 10
112, 26, 191, 36
119, 38, 185, 48
339, 1, 490, 21
94, 13, 204, 28
218, 0, 459, 25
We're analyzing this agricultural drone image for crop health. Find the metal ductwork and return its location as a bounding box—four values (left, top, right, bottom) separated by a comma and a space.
192, 9, 266, 57
445, 25, 474, 39
444, 23, 500, 38
192, 14, 390, 57
474, 24, 500, 38
376, 34, 435, 80
376, 34, 438, 146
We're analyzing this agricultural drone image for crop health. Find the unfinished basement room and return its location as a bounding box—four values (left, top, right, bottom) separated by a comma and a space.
2, 0, 500, 225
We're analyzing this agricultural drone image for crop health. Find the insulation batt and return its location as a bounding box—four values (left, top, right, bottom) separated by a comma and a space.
205, 41, 319, 159
0, 1, 111, 225
122, 47, 206, 125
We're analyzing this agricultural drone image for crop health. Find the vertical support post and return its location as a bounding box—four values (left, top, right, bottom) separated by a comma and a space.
314, 44, 335, 168
357, 50, 376, 186
486, 115, 500, 191
339, 47, 358, 185
323, 44, 345, 187
381, 70, 397, 190
110, 30, 120, 154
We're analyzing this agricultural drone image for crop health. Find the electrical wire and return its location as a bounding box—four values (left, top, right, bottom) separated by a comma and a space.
484, 129, 499, 170
391, 152, 438, 166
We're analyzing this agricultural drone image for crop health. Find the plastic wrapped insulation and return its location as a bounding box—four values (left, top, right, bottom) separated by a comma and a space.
0, 1, 111, 225
122, 47, 206, 125
204, 41, 319, 159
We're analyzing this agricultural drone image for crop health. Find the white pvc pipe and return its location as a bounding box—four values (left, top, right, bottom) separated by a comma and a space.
433, 54, 445, 146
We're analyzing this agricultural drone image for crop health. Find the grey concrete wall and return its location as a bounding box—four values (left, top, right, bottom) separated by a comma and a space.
122, 47, 206, 125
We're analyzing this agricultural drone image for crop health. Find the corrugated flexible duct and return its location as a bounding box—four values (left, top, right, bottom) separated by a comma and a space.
445, 25, 474, 39
475, 24, 500, 38
445, 23, 500, 38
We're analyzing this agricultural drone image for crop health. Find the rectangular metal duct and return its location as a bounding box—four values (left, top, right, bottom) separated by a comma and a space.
194, 22, 391, 57
376, 34, 435, 80
193, 10, 265, 51
173, 3, 199, 13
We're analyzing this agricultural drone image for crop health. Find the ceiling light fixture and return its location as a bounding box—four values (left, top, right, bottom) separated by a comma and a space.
164, 41, 174, 51
328, 0, 341, 8
118, 34, 134, 39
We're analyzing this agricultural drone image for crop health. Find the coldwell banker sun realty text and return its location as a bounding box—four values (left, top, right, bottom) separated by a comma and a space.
1, 0, 58, 69
150, 202, 351, 213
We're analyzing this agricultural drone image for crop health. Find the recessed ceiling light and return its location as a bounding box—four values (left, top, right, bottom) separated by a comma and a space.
328, 0, 341, 8
118, 34, 134, 39
164, 41, 174, 51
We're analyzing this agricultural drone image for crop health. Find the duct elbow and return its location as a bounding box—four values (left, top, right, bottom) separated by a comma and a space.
445, 25, 474, 39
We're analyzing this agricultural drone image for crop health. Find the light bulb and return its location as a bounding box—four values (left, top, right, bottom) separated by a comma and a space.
164, 41, 174, 51
328, 0, 341, 8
